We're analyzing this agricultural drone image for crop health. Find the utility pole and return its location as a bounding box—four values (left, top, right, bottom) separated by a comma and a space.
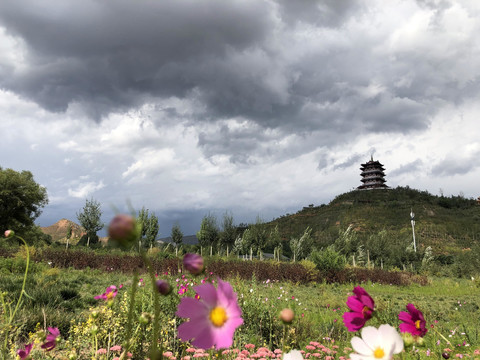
410, 209, 416, 252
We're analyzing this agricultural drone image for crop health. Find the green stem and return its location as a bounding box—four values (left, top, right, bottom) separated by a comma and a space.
10, 236, 29, 322
2, 235, 30, 360
141, 252, 162, 360
432, 327, 451, 345
124, 271, 139, 356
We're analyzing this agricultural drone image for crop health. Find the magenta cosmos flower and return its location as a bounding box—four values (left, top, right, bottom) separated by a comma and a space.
17, 343, 33, 359
41, 327, 60, 351
94, 285, 118, 301
176, 278, 243, 349
343, 287, 375, 332
398, 303, 427, 337
183, 253, 204, 275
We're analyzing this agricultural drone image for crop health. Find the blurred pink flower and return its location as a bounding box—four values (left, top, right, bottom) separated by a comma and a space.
17, 343, 33, 360
183, 253, 204, 275
41, 327, 60, 351
343, 287, 375, 332
95, 285, 118, 301
176, 279, 243, 350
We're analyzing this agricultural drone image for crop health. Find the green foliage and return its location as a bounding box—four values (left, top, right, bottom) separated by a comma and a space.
171, 222, 183, 249
290, 226, 313, 262
0, 167, 48, 235
137, 207, 159, 249
310, 246, 345, 275
196, 213, 219, 249
219, 211, 236, 250
76, 198, 103, 246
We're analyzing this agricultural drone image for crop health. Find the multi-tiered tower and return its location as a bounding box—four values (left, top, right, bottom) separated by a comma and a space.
357, 156, 389, 190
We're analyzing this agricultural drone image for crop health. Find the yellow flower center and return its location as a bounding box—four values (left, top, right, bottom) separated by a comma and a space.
106, 292, 115, 300
209, 306, 228, 327
415, 320, 421, 329
373, 347, 385, 359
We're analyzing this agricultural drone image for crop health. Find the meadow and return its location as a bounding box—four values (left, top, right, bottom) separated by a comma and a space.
1, 242, 480, 360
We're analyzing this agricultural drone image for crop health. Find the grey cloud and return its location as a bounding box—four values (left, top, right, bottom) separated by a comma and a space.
389, 159, 424, 177
431, 151, 480, 177
332, 153, 364, 171
0, 0, 478, 159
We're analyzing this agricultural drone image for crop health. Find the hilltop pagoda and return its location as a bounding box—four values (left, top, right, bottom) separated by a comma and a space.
357, 156, 389, 190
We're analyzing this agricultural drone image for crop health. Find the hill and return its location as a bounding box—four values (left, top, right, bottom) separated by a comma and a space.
266, 186, 480, 255
41, 218, 84, 243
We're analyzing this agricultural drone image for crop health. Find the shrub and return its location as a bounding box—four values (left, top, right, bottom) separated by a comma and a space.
310, 246, 346, 276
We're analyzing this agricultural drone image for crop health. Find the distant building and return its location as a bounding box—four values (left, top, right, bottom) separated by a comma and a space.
357, 156, 389, 190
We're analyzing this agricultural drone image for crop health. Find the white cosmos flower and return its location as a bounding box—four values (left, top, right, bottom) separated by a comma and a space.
350, 324, 404, 360
283, 350, 303, 360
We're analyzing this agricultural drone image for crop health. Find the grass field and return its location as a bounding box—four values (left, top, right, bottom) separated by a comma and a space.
2, 252, 480, 360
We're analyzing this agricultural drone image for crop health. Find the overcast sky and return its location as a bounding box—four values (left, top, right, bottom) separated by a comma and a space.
1, 0, 479, 236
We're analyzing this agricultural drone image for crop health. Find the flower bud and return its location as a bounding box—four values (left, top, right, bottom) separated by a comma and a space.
91, 310, 99, 320
401, 332, 414, 347
442, 352, 450, 359
139, 312, 152, 325
68, 352, 77, 360
156, 279, 172, 295
4, 230, 14, 238
108, 214, 138, 248
90, 325, 98, 335
183, 253, 204, 275
280, 308, 295, 324
415, 336, 425, 347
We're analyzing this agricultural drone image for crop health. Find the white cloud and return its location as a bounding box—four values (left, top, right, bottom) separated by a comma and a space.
68, 180, 105, 198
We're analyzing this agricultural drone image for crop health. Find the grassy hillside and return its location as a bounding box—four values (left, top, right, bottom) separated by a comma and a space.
267, 186, 480, 255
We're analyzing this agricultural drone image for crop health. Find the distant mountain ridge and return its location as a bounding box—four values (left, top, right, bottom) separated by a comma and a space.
41, 218, 84, 243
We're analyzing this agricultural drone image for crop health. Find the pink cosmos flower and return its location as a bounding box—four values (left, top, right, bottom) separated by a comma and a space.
17, 343, 33, 359
343, 287, 375, 332
41, 327, 60, 351
398, 303, 428, 337
95, 285, 118, 301
176, 278, 243, 349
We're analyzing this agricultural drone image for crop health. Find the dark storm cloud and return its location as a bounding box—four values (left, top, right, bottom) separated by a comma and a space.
0, 0, 477, 156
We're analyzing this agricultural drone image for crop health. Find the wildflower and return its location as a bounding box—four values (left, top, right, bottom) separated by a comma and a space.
350, 324, 403, 360
4, 230, 14, 238
97, 348, 107, 355
399, 304, 427, 337
41, 327, 61, 351
156, 279, 172, 295
343, 287, 375, 332
280, 308, 295, 324
284, 350, 304, 360
176, 278, 243, 350
94, 285, 118, 301
17, 343, 33, 360
108, 214, 139, 248
110, 345, 122, 352
183, 253, 204, 275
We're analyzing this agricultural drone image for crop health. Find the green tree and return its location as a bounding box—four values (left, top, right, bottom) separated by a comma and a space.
66, 224, 72, 250
290, 226, 313, 262
137, 207, 159, 249
0, 167, 48, 233
269, 225, 282, 261
249, 217, 268, 259
171, 222, 183, 255
144, 213, 159, 249
196, 214, 219, 255
219, 212, 236, 254
76, 198, 103, 247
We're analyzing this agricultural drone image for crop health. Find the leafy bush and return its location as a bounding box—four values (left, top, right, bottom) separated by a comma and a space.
310, 246, 346, 276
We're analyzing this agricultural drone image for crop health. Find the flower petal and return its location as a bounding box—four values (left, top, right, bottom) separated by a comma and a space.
360, 326, 380, 350
193, 283, 218, 308
176, 297, 209, 319
351, 336, 372, 356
